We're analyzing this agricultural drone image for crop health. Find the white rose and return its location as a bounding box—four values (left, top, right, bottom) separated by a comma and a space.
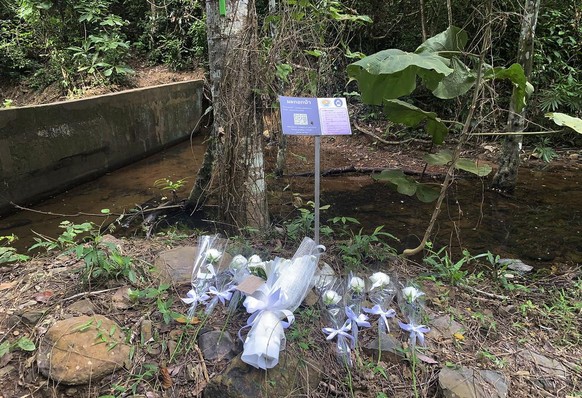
349, 276, 365, 294
247, 255, 267, 278
229, 254, 248, 271
402, 286, 424, 303
205, 248, 222, 264
369, 272, 390, 290
247, 254, 263, 267
322, 290, 341, 306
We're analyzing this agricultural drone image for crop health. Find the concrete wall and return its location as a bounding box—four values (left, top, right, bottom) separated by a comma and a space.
0, 80, 204, 215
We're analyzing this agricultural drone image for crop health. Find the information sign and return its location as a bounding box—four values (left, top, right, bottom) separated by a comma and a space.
279, 96, 352, 136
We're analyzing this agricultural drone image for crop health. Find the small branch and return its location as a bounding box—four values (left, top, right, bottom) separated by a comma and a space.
287, 166, 445, 178
470, 130, 560, 136
62, 287, 118, 302
354, 122, 432, 145
11, 202, 122, 217
10, 202, 184, 218
460, 284, 509, 301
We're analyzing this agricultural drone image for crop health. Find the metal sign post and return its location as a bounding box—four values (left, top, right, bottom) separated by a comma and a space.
279, 96, 352, 246
314, 135, 321, 245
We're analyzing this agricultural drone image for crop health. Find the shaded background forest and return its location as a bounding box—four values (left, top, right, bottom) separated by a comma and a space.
1, 0, 581, 146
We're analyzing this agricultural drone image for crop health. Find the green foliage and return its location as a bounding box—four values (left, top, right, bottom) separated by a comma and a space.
533, 7, 582, 115
3, 0, 206, 88
263, 0, 371, 98
0, 337, 36, 358
141, 0, 207, 70
284, 201, 333, 242
545, 112, 582, 135
336, 225, 398, 269
29, 220, 138, 286
348, 26, 530, 143
0, 16, 39, 77
532, 138, 558, 163
423, 243, 473, 286
372, 169, 440, 203
423, 149, 492, 176
154, 177, 187, 191
383, 100, 448, 144
0, 235, 30, 266
483, 63, 532, 113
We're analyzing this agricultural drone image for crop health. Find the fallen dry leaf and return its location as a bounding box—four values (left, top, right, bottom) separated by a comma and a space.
0, 281, 16, 291
174, 315, 200, 325
34, 291, 54, 303
416, 353, 438, 364
160, 365, 173, 389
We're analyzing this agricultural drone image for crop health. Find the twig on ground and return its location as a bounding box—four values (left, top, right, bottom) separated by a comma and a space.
460, 284, 509, 301
354, 122, 432, 145
61, 287, 118, 301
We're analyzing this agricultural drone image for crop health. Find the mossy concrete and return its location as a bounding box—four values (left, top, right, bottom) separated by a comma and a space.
0, 80, 203, 215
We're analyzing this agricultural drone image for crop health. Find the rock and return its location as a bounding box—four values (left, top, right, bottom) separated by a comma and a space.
100, 234, 125, 252
141, 319, 153, 343
67, 299, 95, 315
363, 333, 404, 364
430, 315, 464, 340
516, 349, 568, 379
37, 315, 130, 385
302, 289, 319, 307
439, 366, 508, 398
153, 246, 232, 286
497, 259, 533, 273
0, 365, 15, 378
203, 351, 321, 398
199, 330, 239, 361
111, 286, 133, 310
19, 309, 46, 325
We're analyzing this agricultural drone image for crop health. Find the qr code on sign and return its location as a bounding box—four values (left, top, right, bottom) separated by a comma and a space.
293, 113, 308, 125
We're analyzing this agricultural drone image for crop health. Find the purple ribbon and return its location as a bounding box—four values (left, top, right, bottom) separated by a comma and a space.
398, 321, 430, 346
322, 320, 355, 344
206, 285, 235, 305
363, 304, 396, 333
345, 306, 371, 347
238, 287, 295, 342
182, 288, 210, 317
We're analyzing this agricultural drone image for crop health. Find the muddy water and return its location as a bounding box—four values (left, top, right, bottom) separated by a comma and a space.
2, 138, 581, 266
0, 136, 206, 251
274, 167, 582, 266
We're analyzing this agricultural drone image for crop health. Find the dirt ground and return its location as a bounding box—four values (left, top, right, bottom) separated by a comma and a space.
0, 62, 205, 107
0, 67, 581, 398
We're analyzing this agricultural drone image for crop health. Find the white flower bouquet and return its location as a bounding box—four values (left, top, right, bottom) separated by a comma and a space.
240, 237, 325, 369
397, 284, 430, 351
181, 235, 229, 317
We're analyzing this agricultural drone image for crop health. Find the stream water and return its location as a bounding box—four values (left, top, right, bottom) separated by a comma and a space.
1, 138, 580, 267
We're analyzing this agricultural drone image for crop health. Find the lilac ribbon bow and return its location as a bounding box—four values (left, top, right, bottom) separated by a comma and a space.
345, 306, 371, 347
238, 287, 295, 342
363, 304, 396, 333
206, 285, 235, 305
322, 320, 355, 344
398, 321, 430, 346
182, 288, 210, 317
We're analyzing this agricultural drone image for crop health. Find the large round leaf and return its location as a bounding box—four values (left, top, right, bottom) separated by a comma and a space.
372, 169, 417, 196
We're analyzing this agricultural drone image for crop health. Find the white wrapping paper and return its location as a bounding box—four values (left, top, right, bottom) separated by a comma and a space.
240, 237, 323, 369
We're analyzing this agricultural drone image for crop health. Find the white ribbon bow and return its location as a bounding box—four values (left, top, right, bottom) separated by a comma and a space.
363, 304, 396, 333
322, 320, 355, 344
398, 321, 430, 346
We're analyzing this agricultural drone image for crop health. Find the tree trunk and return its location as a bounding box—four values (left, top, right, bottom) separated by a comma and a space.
491, 0, 540, 193
419, 0, 427, 41
187, 0, 269, 231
